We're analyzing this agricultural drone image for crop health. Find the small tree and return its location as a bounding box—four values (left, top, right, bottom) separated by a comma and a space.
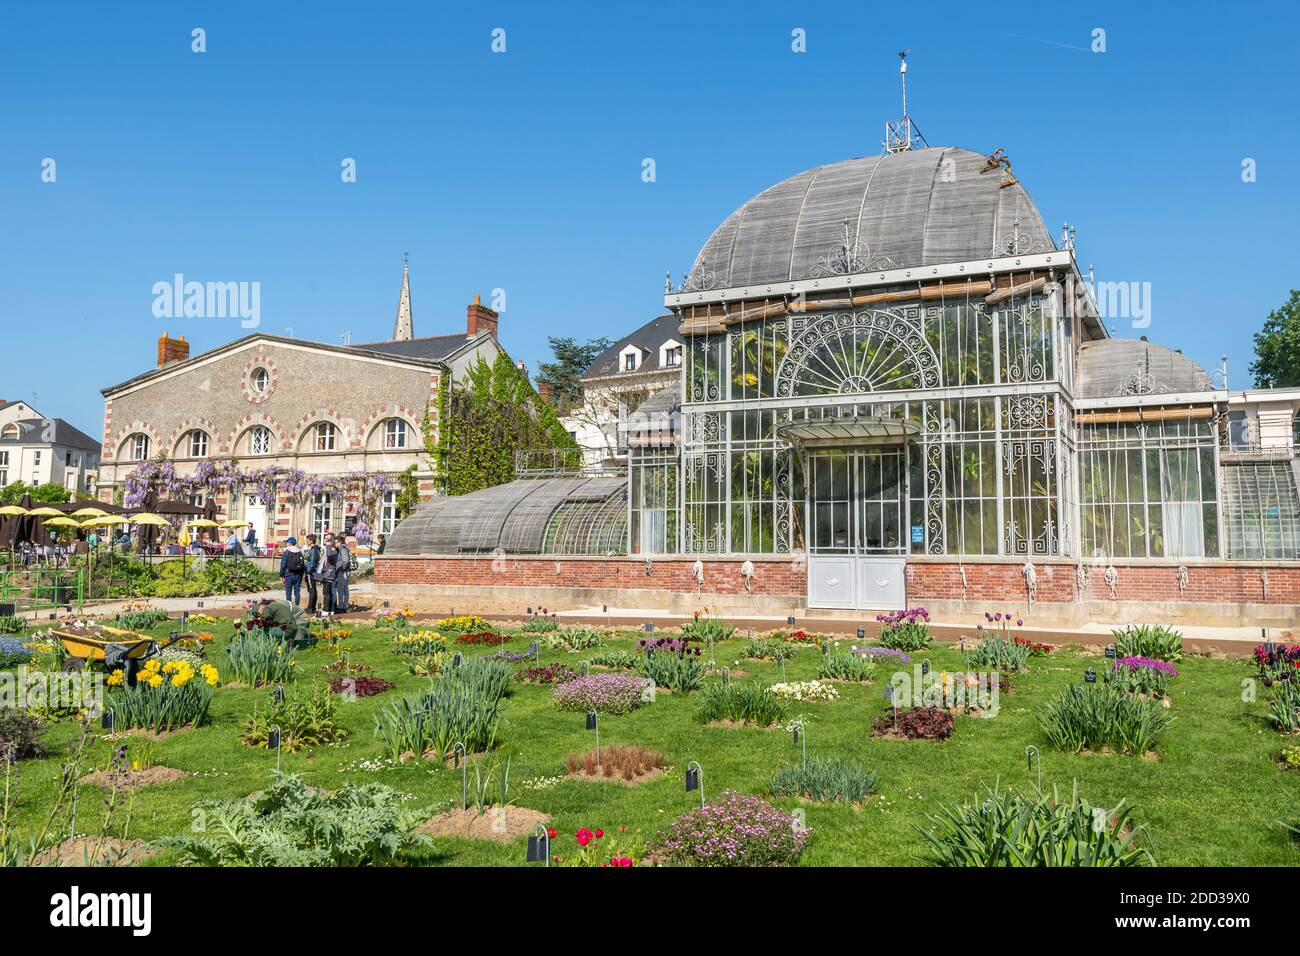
1250, 290, 1300, 389
535, 336, 612, 414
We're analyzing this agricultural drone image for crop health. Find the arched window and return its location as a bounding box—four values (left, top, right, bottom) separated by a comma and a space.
249, 426, 271, 456
186, 430, 208, 458
383, 419, 408, 449
314, 422, 336, 452
127, 434, 150, 461
0, 424, 18, 440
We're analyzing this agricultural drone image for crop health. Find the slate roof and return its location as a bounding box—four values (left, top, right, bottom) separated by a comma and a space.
584, 314, 682, 379
0, 417, 100, 450
353, 334, 477, 362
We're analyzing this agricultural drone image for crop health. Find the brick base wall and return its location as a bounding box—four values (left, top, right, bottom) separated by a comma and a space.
374, 555, 1300, 625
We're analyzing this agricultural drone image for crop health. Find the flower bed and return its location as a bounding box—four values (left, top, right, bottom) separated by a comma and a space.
1106, 657, 1178, 698
328, 676, 395, 698
652, 790, 809, 867
107, 659, 219, 733
552, 674, 646, 715
872, 706, 954, 741
769, 680, 839, 703
456, 631, 510, 646
516, 663, 580, 686
876, 608, 931, 652
0, 637, 32, 669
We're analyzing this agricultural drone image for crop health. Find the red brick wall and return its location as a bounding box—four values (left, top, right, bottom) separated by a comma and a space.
378, 555, 1300, 607
376, 556, 806, 595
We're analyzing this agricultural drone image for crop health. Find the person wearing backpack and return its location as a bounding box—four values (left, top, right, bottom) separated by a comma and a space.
332, 534, 354, 613
318, 538, 338, 614
303, 534, 322, 614
279, 536, 306, 606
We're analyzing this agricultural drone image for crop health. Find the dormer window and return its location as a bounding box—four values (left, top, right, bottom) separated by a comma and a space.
660, 338, 683, 367
619, 344, 643, 372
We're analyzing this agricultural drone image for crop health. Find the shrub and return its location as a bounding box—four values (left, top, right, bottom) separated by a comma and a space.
652, 790, 809, 866
118, 607, 170, 631
1038, 684, 1173, 756
769, 757, 877, 805
106, 659, 218, 732
969, 635, 1030, 672
1112, 624, 1183, 662
435, 614, 490, 633
680, 612, 735, 645
444, 656, 513, 704
516, 663, 580, 685
874, 706, 954, 740
0, 615, 25, 635
1267, 681, 1300, 734
545, 628, 603, 652
566, 744, 664, 781
373, 677, 502, 762
519, 617, 559, 633
818, 649, 876, 682
164, 773, 431, 866
0, 709, 44, 762
407, 652, 445, 677
638, 651, 705, 693
390, 631, 448, 657
1105, 657, 1178, 698
241, 682, 347, 751
224, 632, 297, 687
457, 631, 510, 646
769, 680, 839, 703
583, 649, 639, 670
0, 637, 32, 669
202, 560, 277, 596
876, 607, 932, 651
695, 682, 786, 727
328, 676, 395, 698
552, 674, 646, 715
917, 781, 1154, 867
741, 638, 797, 661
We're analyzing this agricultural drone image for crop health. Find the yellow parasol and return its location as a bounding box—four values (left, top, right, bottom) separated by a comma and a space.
69, 506, 110, 518
219, 519, 251, 530
80, 515, 123, 529
43, 516, 82, 528
0, 505, 28, 516
185, 518, 220, 528
128, 513, 172, 527
27, 506, 64, 517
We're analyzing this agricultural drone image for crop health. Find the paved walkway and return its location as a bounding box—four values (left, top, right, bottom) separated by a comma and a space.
13, 585, 1278, 657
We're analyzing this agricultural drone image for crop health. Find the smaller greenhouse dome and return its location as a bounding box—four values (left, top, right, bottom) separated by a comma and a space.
386, 476, 628, 556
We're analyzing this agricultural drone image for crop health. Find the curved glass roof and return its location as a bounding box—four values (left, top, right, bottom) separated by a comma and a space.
386, 476, 628, 556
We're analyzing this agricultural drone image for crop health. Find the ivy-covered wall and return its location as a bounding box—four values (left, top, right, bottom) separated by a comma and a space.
430, 353, 577, 496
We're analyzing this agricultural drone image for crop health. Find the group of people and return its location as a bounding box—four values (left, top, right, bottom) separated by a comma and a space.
277, 534, 354, 614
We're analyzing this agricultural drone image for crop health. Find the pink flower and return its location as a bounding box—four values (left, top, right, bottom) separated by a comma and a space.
576, 827, 594, 847
594, 828, 604, 839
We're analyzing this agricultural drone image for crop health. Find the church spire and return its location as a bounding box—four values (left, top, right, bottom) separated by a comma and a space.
392, 254, 413, 341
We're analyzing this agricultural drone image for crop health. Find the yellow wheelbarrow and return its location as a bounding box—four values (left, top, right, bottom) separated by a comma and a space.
53, 625, 188, 682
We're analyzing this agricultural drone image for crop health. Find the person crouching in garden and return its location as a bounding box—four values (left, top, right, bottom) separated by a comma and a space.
279, 536, 306, 605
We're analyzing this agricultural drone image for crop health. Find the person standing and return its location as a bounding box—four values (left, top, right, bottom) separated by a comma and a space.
279, 536, 305, 605
332, 535, 353, 613
318, 536, 338, 614
376, 534, 386, 555
243, 525, 258, 556
303, 534, 321, 614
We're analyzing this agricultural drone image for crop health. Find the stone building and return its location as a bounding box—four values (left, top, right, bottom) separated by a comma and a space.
96, 266, 507, 546
0, 400, 101, 495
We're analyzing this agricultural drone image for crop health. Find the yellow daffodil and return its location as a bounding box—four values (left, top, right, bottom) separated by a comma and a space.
106, 669, 124, 687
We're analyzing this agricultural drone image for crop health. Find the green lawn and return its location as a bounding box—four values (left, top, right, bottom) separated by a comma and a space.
5, 619, 1299, 866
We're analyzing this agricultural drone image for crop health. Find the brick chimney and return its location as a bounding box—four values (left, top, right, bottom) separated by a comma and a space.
537, 381, 553, 404
157, 333, 190, 367
466, 294, 499, 339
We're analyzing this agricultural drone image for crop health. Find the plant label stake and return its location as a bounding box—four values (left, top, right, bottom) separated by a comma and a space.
1084, 668, 1097, 684
526, 825, 550, 865
1104, 644, 1117, 660
528, 640, 539, 663
453, 652, 463, 669
792, 721, 807, 769
275, 684, 285, 705
454, 742, 468, 808
721, 666, 731, 689
644, 622, 654, 633
1025, 745, 1041, 790
779, 655, 787, 682
101, 708, 115, 735
586, 710, 599, 763
685, 760, 703, 807
857, 627, 865, 640
787, 616, 796, 628
269, 725, 283, 772
921, 659, 931, 676
821, 642, 829, 656
885, 684, 897, 724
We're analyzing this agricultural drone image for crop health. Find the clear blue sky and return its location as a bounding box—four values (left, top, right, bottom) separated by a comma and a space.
3, 0, 1298, 433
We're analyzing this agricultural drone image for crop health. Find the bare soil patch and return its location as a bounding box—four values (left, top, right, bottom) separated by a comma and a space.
80, 765, 191, 791
32, 836, 158, 867
417, 806, 550, 843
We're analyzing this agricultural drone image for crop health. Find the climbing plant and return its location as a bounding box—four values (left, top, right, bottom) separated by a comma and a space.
431, 353, 577, 496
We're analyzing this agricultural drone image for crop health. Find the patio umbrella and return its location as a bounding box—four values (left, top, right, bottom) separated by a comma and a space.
129, 513, 172, 527
43, 517, 81, 529
186, 518, 220, 528
27, 506, 63, 517
219, 519, 250, 529
69, 506, 110, 518
0, 505, 28, 516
